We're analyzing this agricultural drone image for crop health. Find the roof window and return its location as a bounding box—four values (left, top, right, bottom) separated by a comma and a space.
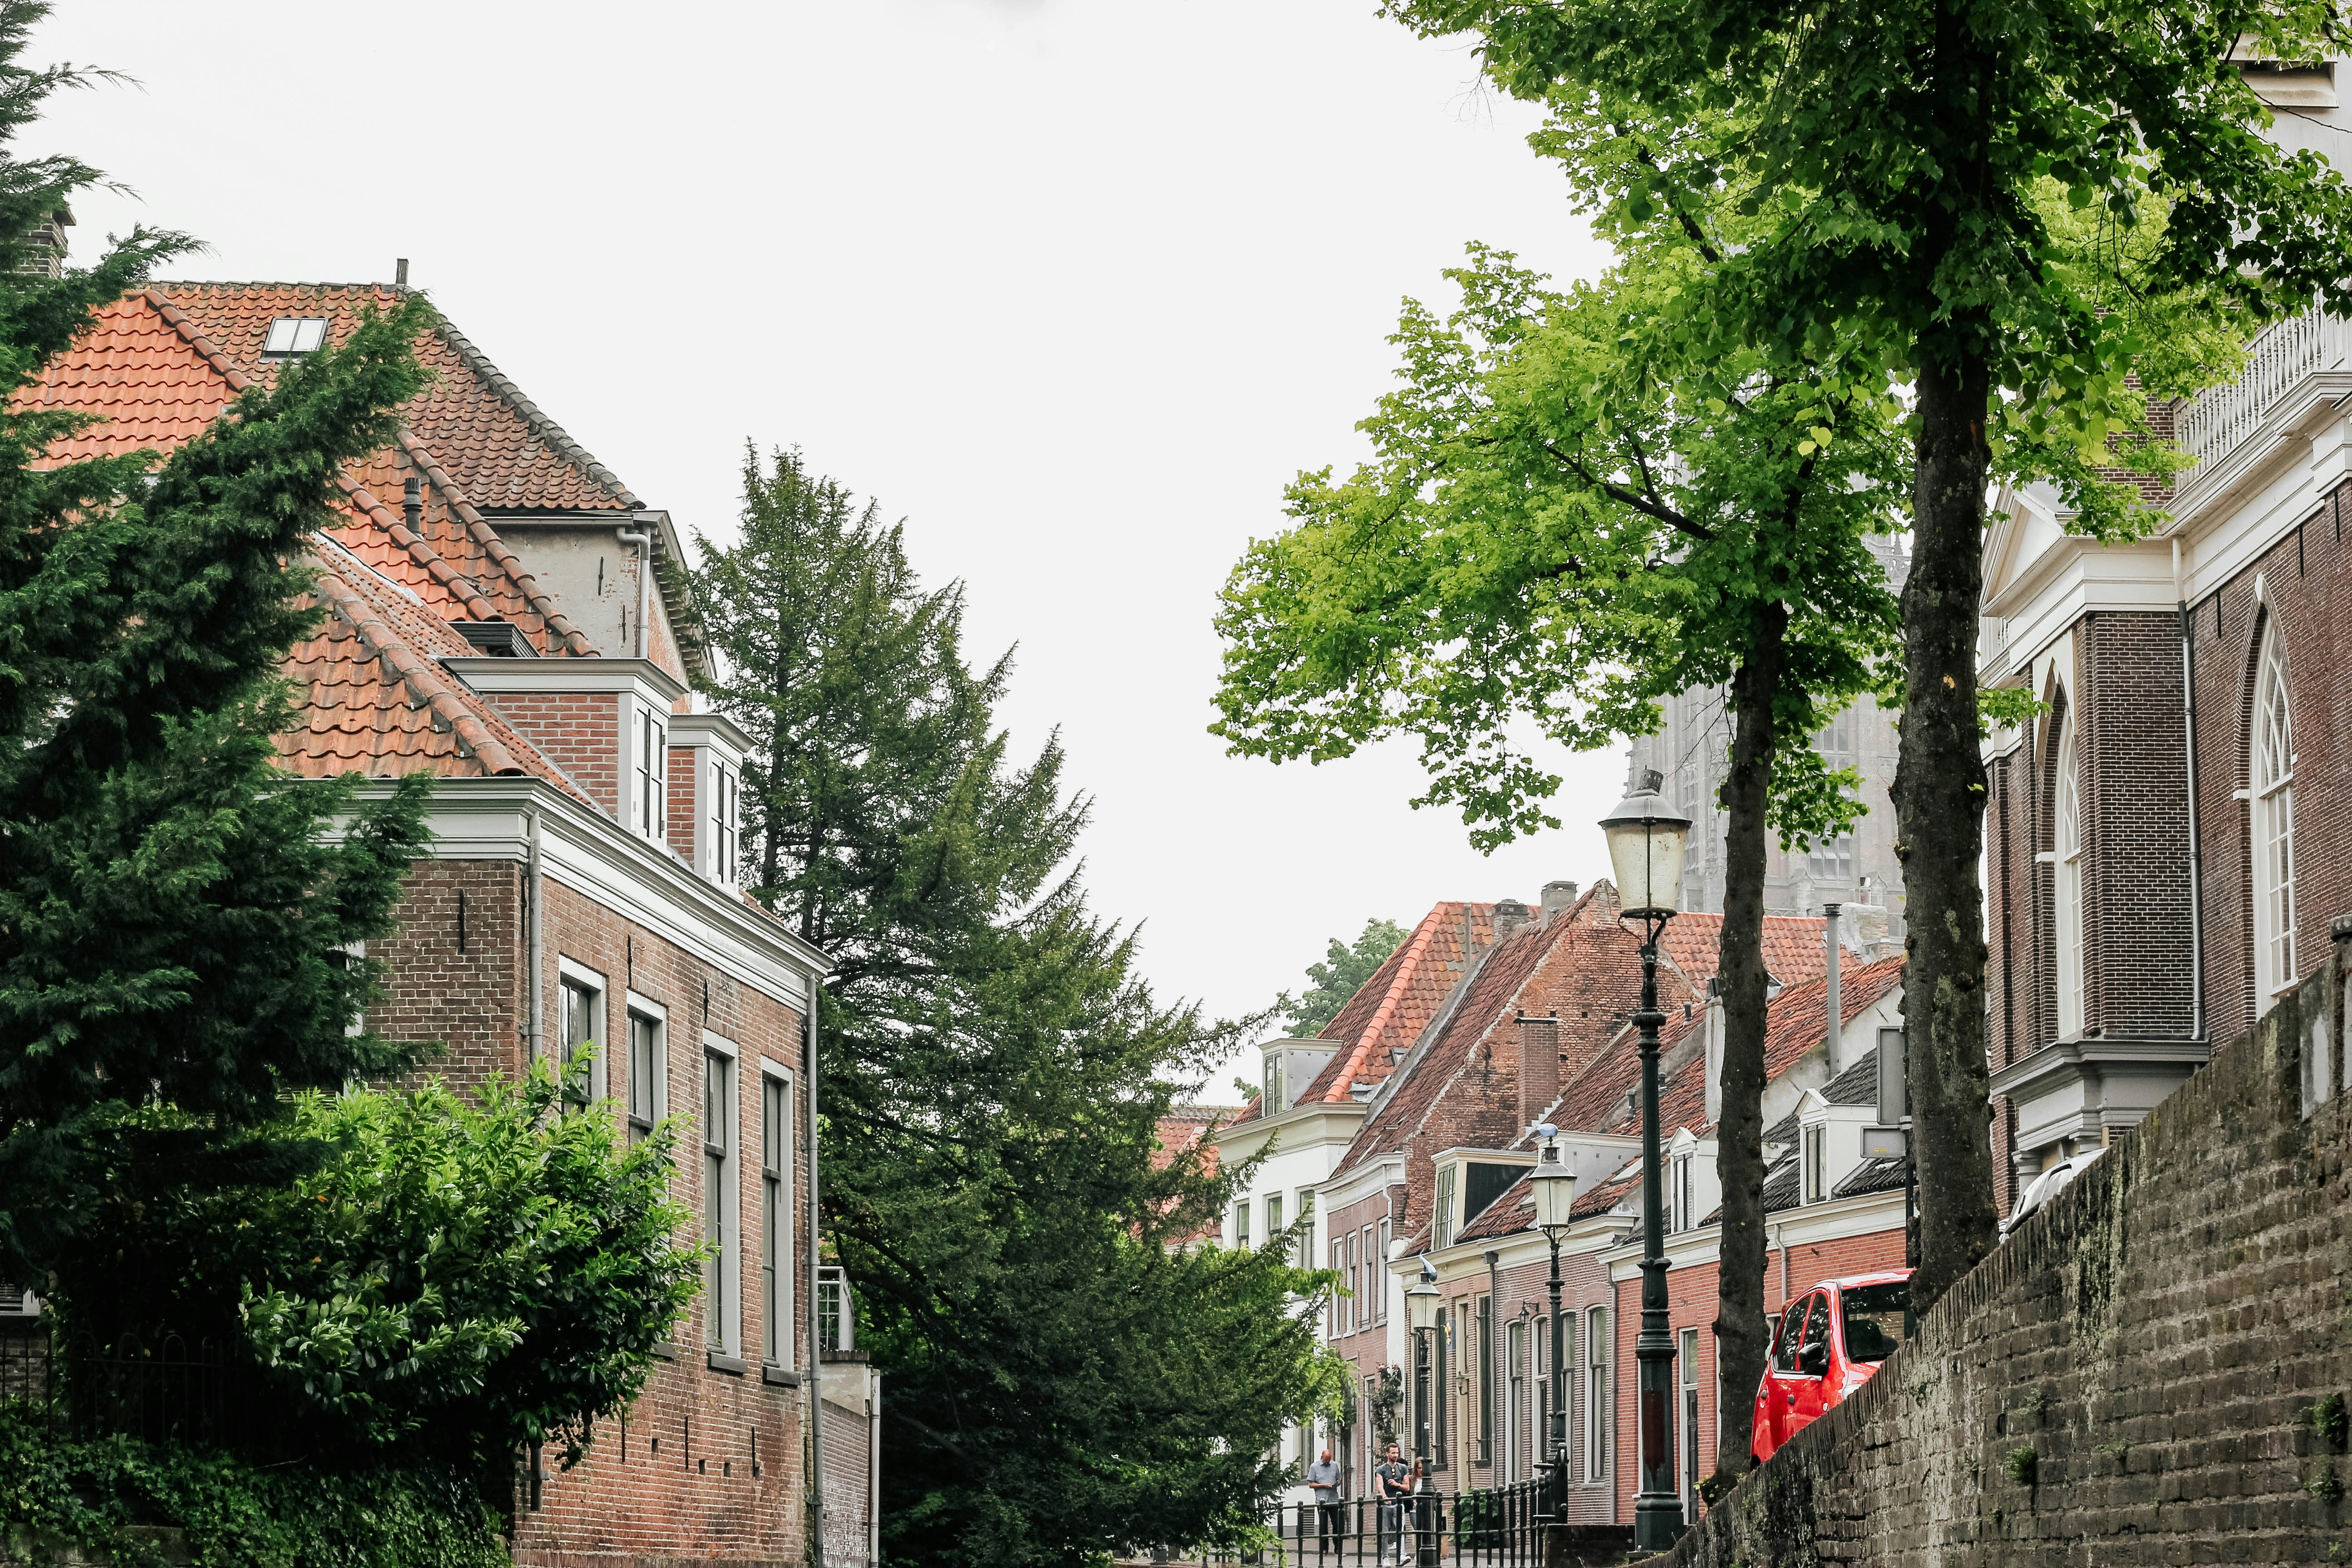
262, 317, 328, 357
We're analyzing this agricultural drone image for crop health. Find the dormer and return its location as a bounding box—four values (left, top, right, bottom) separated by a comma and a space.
669, 713, 750, 885
1664, 1127, 1720, 1235
1430, 1146, 1536, 1251
444, 657, 686, 842
1792, 1090, 1881, 1205
1258, 1037, 1338, 1112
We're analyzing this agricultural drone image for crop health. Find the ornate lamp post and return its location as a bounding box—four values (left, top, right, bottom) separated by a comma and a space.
1528, 1124, 1578, 1519
1600, 769, 1693, 1553
1404, 1276, 1442, 1568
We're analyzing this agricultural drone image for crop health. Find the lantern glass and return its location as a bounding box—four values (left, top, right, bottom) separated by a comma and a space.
1530, 1143, 1578, 1233
1406, 1277, 1441, 1333
1600, 769, 1692, 918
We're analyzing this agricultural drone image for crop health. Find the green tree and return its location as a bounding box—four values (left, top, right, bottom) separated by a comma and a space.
1214, 221, 1906, 1482
0, 0, 436, 1289
46, 1058, 701, 1474
694, 448, 1325, 1567
1383, 0, 2352, 1312
1284, 917, 1407, 1037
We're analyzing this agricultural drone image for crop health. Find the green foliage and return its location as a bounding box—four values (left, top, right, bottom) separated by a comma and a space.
2312, 1460, 2343, 1504
2003, 1446, 2038, 1487
2309, 1392, 2349, 1451
1213, 236, 1905, 854
47, 1060, 700, 1472
0, 1409, 506, 1568
1283, 918, 1406, 1038
694, 449, 1318, 1568
0, 5, 436, 1287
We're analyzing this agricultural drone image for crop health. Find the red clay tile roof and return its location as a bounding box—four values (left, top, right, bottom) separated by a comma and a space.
1656, 911, 1833, 990
1293, 902, 1501, 1107
9, 288, 642, 795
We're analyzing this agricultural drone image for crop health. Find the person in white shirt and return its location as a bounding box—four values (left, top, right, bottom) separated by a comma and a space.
1306, 1448, 1344, 1555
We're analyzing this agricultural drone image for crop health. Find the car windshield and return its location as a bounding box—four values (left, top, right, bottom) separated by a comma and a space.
1839, 1282, 1909, 1362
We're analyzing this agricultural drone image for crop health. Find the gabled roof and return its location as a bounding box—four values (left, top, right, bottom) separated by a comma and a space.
12, 287, 647, 794
1657, 911, 1834, 991
1290, 901, 1503, 1109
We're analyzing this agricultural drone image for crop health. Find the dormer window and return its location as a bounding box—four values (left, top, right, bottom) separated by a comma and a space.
262, 317, 328, 357
1802, 1124, 1827, 1204
711, 761, 739, 883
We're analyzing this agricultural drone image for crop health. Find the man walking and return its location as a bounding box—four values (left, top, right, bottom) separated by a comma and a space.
1375, 1442, 1411, 1566
1307, 1446, 1344, 1556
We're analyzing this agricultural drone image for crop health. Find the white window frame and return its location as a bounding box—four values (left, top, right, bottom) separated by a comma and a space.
628, 699, 669, 843
555, 957, 608, 1107
623, 990, 666, 1146
1234, 1201, 1250, 1249
701, 1031, 740, 1356
2053, 710, 2087, 1039
759, 1058, 795, 1368
2252, 624, 2298, 1001
710, 758, 740, 887
1802, 1124, 1826, 1205
1376, 1217, 1391, 1321
1584, 1305, 1608, 1482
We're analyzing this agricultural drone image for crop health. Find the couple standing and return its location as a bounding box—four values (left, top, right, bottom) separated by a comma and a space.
1305, 1443, 1421, 1564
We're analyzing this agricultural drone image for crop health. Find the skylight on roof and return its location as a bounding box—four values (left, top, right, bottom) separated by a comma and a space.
262, 317, 328, 356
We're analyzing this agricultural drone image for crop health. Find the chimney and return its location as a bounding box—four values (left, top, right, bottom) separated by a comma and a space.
1541, 881, 1579, 926
1823, 902, 1843, 1071
1517, 1011, 1561, 1130
1704, 995, 1725, 1123
394, 257, 410, 289
1492, 898, 1532, 941
402, 475, 422, 539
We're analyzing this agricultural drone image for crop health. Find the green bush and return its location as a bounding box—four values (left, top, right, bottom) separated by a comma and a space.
49, 1057, 703, 1471
0, 1407, 506, 1567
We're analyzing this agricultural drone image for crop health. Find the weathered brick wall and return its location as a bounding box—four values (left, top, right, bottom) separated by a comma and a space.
2077, 612, 2194, 1038
1650, 941, 2352, 1566
490, 691, 622, 813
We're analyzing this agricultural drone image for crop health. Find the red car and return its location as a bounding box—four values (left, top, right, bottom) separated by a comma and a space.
1750, 1269, 1913, 1463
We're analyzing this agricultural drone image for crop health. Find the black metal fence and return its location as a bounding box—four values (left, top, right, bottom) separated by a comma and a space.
1205, 1479, 1551, 1568
0, 1327, 242, 1448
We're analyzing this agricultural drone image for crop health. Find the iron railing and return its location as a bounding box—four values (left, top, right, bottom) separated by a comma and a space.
0, 1328, 242, 1448
1203, 1479, 1553, 1568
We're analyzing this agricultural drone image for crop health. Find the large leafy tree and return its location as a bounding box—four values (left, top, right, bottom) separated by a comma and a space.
1213, 203, 1906, 1482
1384, 0, 2352, 1312
1282, 917, 1407, 1038
694, 448, 1328, 1567
0, 0, 436, 1290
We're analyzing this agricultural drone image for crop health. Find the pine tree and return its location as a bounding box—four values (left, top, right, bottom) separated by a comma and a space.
0, 0, 436, 1288
695, 447, 1327, 1568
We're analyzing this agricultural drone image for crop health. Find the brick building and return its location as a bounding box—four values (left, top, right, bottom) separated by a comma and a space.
21, 281, 866, 1568
1300, 879, 1913, 1525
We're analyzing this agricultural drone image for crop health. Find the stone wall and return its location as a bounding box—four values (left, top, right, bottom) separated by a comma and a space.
1650, 936, 2352, 1565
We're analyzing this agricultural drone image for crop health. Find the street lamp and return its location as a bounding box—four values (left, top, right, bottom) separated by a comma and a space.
1528, 1124, 1578, 1519
1404, 1276, 1442, 1568
1599, 769, 1692, 1553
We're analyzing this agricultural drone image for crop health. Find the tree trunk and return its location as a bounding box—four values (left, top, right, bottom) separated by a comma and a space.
1709, 600, 1785, 1489
1894, 345, 1999, 1316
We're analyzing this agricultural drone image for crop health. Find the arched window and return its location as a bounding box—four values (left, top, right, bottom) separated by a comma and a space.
2053, 711, 2086, 1039
2253, 624, 2298, 1000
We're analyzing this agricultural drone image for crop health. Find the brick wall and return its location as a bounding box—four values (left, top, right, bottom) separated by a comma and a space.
1650, 937, 2352, 1566
490, 691, 622, 814
2077, 612, 2194, 1036
365, 858, 525, 1089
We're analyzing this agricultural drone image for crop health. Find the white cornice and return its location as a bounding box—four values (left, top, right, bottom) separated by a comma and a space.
444, 655, 686, 705
671, 711, 752, 757
347, 775, 830, 1006
1212, 1101, 1367, 1163
1602, 1187, 1904, 1278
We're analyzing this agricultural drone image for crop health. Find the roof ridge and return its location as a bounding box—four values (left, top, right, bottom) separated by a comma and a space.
425, 317, 641, 509
139, 287, 256, 395
152, 280, 405, 293
312, 562, 524, 778
335, 470, 504, 623
397, 429, 598, 656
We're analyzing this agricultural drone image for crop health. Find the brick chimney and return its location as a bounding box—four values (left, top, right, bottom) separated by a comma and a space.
1493, 898, 1532, 941
1518, 1011, 1561, 1129
1540, 880, 1580, 926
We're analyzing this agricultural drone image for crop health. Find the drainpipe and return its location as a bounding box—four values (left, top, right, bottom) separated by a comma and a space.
1823, 903, 1842, 1071
2175, 538, 2206, 1040
616, 522, 654, 659
805, 996, 827, 1558
525, 804, 544, 1068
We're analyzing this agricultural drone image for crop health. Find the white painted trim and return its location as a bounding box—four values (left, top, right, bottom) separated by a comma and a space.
671, 712, 751, 762
702, 1027, 740, 1059
621, 992, 669, 1130
444, 655, 685, 704
554, 956, 609, 1100
342, 776, 828, 1008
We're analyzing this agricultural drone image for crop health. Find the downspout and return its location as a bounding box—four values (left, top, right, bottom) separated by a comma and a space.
2175, 538, 2206, 1041
617, 523, 654, 660
805, 996, 826, 1564
526, 804, 544, 1068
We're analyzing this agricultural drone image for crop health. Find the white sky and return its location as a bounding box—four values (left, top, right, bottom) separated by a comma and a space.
34, 0, 1630, 1098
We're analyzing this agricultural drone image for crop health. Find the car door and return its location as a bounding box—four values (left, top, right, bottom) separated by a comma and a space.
1788, 1294, 1834, 1434
1755, 1296, 1810, 1459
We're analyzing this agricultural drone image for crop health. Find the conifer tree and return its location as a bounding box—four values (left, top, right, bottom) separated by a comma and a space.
694, 447, 1330, 1568
0, 0, 436, 1288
